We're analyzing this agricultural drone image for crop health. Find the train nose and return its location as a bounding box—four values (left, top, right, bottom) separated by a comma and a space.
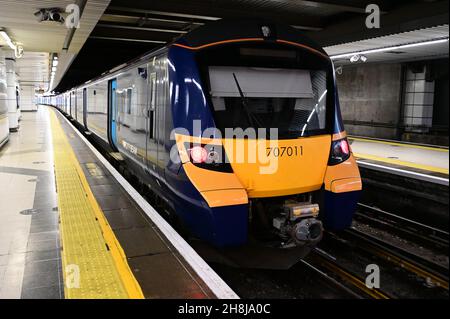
291, 218, 323, 245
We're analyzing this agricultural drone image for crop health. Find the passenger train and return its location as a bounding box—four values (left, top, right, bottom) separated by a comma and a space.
42, 20, 362, 267
0, 51, 9, 148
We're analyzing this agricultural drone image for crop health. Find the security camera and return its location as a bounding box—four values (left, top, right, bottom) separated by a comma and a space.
33, 8, 64, 24
34, 9, 48, 22
49, 8, 64, 23
350, 54, 360, 63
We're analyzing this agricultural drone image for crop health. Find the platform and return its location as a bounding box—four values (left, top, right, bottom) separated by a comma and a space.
349, 136, 449, 186
0, 105, 237, 299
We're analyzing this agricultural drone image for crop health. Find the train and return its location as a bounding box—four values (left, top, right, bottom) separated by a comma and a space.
0, 50, 9, 148
41, 19, 362, 267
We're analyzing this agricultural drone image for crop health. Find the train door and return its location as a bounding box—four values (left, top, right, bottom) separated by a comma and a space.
70, 92, 73, 117
146, 61, 158, 173
83, 88, 87, 128
73, 91, 77, 119
108, 78, 118, 150
68, 94, 71, 114
155, 58, 169, 178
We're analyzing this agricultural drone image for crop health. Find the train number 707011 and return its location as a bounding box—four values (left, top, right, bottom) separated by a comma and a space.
266, 146, 303, 157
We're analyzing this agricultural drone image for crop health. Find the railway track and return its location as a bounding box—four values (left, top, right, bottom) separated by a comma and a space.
208, 253, 385, 299
355, 203, 449, 252
353, 203, 449, 281
303, 248, 391, 299
285, 202, 449, 299
340, 228, 449, 290
316, 234, 447, 298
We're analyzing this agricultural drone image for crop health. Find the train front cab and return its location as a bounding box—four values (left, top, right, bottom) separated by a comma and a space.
167, 33, 362, 250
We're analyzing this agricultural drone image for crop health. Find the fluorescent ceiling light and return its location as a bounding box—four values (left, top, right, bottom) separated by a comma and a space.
52, 66, 56, 72
0, 30, 24, 58
0, 30, 17, 51
330, 37, 449, 60
52, 60, 58, 67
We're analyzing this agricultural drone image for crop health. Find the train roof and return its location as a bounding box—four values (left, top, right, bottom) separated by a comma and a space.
58, 19, 329, 93
174, 19, 328, 56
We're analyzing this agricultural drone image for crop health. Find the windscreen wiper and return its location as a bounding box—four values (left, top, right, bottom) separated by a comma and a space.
232, 73, 261, 128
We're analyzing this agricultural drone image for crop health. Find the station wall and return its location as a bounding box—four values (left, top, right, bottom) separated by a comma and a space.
336, 63, 403, 139
337, 59, 449, 145
20, 85, 37, 111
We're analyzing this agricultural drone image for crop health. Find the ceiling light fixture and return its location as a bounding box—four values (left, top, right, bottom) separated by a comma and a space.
0, 29, 24, 58
46, 53, 58, 94
330, 37, 449, 60
0, 30, 16, 51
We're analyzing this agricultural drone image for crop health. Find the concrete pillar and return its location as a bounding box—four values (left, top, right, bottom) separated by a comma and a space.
0, 49, 9, 146
4, 49, 19, 131
20, 85, 37, 111
403, 65, 435, 133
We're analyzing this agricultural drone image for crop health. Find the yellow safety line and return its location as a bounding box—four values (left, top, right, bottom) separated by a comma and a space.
49, 108, 144, 299
354, 152, 449, 175
349, 137, 449, 153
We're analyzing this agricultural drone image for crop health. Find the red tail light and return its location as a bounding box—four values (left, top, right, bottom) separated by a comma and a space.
329, 138, 351, 165
340, 138, 349, 154
189, 146, 208, 163
185, 143, 233, 173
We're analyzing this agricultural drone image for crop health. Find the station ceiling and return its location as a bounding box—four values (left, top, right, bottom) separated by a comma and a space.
57, 0, 448, 91
35, 0, 449, 92
328, 24, 449, 65
0, 0, 110, 91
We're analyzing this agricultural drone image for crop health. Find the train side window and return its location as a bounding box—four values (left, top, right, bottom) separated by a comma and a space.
149, 72, 157, 139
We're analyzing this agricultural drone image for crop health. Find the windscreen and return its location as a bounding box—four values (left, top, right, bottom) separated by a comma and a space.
208, 66, 328, 138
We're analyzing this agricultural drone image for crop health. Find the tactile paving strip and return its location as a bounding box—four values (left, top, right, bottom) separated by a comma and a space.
49, 109, 143, 299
